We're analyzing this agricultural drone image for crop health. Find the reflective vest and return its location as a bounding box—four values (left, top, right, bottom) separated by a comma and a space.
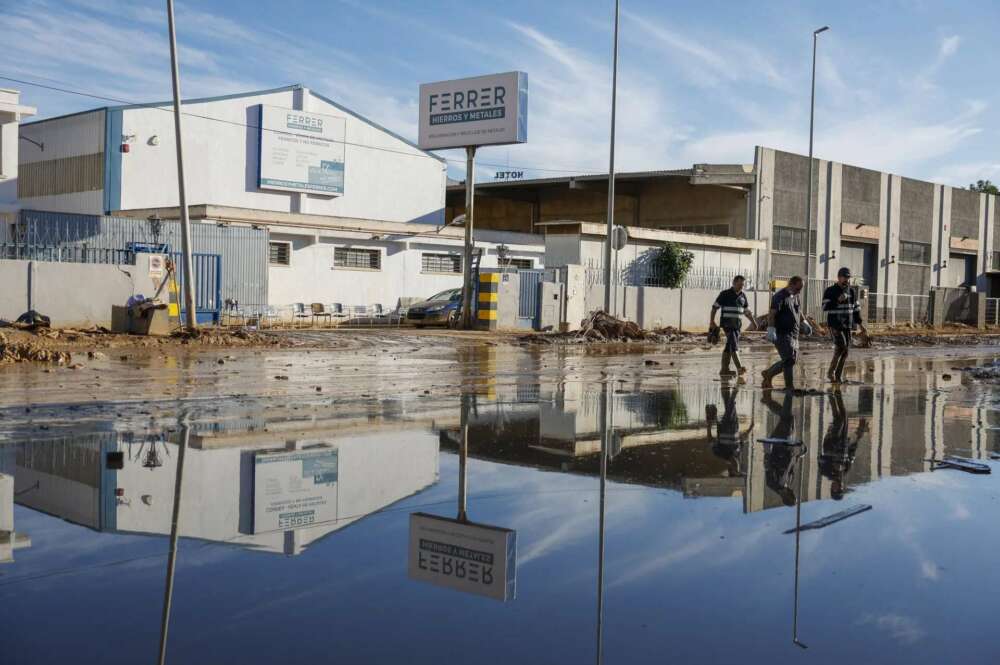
714, 288, 748, 329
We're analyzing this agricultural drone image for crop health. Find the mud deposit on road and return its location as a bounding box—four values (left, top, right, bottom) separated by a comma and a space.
2, 337, 1000, 664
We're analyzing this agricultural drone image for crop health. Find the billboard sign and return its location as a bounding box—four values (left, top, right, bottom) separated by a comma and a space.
258, 105, 346, 196
418, 72, 527, 150
408, 512, 517, 601
253, 447, 339, 533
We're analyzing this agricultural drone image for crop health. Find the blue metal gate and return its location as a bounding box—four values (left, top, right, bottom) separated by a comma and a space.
517, 269, 544, 329
171, 252, 222, 324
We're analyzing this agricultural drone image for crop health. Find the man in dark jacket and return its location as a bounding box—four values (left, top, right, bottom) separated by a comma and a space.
821, 267, 868, 383
761, 276, 812, 390
710, 275, 757, 376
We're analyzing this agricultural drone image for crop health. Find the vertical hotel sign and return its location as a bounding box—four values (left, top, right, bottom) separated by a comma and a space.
418, 72, 528, 150
258, 105, 346, 195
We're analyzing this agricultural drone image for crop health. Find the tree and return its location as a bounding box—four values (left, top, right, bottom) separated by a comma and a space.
969, 180, 999, 195
651, 242, 695, 288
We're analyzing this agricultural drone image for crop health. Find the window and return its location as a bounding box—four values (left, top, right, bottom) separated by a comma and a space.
507, 258, 534, 270
993, 251, 1000, 272
421, 252, 462, 274
773, 226, 817, 254
268, 241, 291, 266
899, 241, 931, 265
334, 247, 381, 270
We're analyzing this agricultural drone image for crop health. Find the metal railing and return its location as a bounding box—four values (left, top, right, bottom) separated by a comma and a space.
1, 243, 134, 264
585, 260, 762, 291
864, 292, 931, 327
986, 298, 1000, 327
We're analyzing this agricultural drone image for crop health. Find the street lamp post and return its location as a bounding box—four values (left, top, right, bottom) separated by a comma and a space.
803, 25, 829, 320
602, 0, 620, 314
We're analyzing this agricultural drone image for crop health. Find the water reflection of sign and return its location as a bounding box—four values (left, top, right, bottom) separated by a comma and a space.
408, 513, 516, 601
253, 448, 338, 534
258, 105, 346, 195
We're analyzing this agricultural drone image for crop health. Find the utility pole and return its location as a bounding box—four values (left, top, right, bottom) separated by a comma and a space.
602, 0, 620, 314
166, 0, 197, 331
803, 25, 829, 319
461, 146, 476, 329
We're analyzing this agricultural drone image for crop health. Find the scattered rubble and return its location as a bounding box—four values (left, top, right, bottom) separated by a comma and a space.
960, 361, 1000, 381
0, 331, 72, 365
521, 311, 699, 345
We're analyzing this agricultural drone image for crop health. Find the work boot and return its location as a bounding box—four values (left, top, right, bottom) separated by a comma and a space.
732, 352, 747, 376
782, 365, 796, 392
720, 352, 734, 376
761, 368, 774, 389
827, 358, 839, 383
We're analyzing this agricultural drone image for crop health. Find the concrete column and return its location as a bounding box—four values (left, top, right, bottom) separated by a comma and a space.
291, 87, 310, 216
754, 147, 775, 282
978, 193, 995, 292
815, 160, 829, 280
939, 187, 953, 286
887, 175, 901, 296
821, 161, 842, 281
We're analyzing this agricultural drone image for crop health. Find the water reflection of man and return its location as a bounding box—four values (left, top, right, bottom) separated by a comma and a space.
762, 390, 798, 506
819, 390, 868, 500
706, 384, 753, 477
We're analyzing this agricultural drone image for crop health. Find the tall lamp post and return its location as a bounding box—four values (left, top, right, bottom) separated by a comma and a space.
803, 25, 828, 319
602, 0, 621, 313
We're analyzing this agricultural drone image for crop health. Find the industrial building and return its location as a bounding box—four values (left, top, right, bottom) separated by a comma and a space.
0, 88, 36, 219
447, 148, 1000, 297
9, 84, 542, 313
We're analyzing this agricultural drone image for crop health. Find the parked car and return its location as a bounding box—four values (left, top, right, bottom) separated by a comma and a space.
406, 287, 463, 327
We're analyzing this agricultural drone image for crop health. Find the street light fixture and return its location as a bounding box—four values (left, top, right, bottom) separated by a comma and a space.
803, 25, 829, 319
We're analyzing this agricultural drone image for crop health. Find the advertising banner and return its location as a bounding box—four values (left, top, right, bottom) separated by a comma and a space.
258, 105, 346, 195
418, 72, 528, 150
408, 512, 517, 601
253, 447, 339, 533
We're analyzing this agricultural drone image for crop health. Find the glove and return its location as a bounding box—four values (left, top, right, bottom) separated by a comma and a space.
801, 320, 813, 336
766, 326, 778, 344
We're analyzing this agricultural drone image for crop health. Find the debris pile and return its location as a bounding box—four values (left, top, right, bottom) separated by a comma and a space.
521, 311, 698, 344
171, 327, 282, 346
961, 361, 1000, 381
0, 332, 71, 365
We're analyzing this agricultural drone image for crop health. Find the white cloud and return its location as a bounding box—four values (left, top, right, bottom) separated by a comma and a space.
858, 613, 925, 645
939, 35, 961, 58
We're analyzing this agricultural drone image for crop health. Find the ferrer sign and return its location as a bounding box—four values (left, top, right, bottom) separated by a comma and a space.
258, 105, 346, 196
408, 512, 517, 601
418, 72, 528, 150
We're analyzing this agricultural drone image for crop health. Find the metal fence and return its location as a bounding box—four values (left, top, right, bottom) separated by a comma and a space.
5, 209, 268, 307
864, 292, 931, 327
986, 298, 1000, 327
0, 243, 133, 264
585, 260, 762, 291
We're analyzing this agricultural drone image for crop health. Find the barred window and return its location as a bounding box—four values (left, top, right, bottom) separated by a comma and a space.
900, 241, 930, 265
334, 247, 381, 270
422, 252, 462, 274
507, 258, 534, 270
773, 226, 817, 254
268, 241, 291, 266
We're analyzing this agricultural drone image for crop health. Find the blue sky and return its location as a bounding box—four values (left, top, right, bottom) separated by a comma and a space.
3, 0, 999, 185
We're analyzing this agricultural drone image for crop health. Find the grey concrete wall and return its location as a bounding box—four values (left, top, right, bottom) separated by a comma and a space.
583, 283, 769, 331
900, 178, 934, 243
771, 253, 806, 279
898, 264, 931, 296
841, 165, 882, 227
0, 254, 161, 327
772, 150, 818, 231
951, 188, 980, 239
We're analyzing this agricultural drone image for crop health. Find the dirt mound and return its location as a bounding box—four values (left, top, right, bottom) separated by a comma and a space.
522, 311, 698, 345
0, 331, 72, 365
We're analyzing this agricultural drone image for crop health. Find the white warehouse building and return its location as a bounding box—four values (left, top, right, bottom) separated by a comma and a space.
14, 84, 544, 312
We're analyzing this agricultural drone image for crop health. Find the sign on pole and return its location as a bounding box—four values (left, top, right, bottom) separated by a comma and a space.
418, 72, 528, 151
408, 512, 517, 601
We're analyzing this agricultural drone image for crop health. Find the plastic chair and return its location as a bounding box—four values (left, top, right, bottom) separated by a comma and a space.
311, 303, 332, 327
292, 303, 310, 328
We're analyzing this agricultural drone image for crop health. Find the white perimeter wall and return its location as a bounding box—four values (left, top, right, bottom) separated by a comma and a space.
118, 88, 446, 223
578, 236, 760, 275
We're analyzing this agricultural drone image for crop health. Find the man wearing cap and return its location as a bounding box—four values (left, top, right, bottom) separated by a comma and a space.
710, 275, 757, 376
822, 267, 867, 383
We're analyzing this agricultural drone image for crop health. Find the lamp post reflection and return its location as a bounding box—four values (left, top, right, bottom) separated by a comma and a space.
595, 380, 611, 665
157, 419, 190, 665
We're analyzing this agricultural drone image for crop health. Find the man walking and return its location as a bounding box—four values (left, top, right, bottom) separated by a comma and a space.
710, 275, 757, 376
761, 276, 812, 390
822, 267, 867, 383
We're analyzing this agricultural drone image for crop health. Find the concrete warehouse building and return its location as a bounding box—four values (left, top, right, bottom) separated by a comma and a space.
10, 84, 542, 311
447, 147, 1000, 297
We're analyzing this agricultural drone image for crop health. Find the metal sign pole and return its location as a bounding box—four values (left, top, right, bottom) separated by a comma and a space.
462, 146, 477, 329
602, 0, 620, 314
166, 0, 197, 331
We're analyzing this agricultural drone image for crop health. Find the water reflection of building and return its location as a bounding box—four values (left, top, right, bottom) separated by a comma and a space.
1, 424, 439, 556
1, 470, 31, 563
442, 357, 998, 514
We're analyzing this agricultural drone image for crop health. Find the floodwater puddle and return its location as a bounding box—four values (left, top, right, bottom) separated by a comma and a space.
2, 354, 1000, 664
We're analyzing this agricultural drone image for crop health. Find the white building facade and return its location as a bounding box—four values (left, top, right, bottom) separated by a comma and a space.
16, 85, 543, 311
0, 88, 36, 218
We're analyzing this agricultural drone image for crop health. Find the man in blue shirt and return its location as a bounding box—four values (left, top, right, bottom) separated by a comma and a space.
761, 276, 812, 390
